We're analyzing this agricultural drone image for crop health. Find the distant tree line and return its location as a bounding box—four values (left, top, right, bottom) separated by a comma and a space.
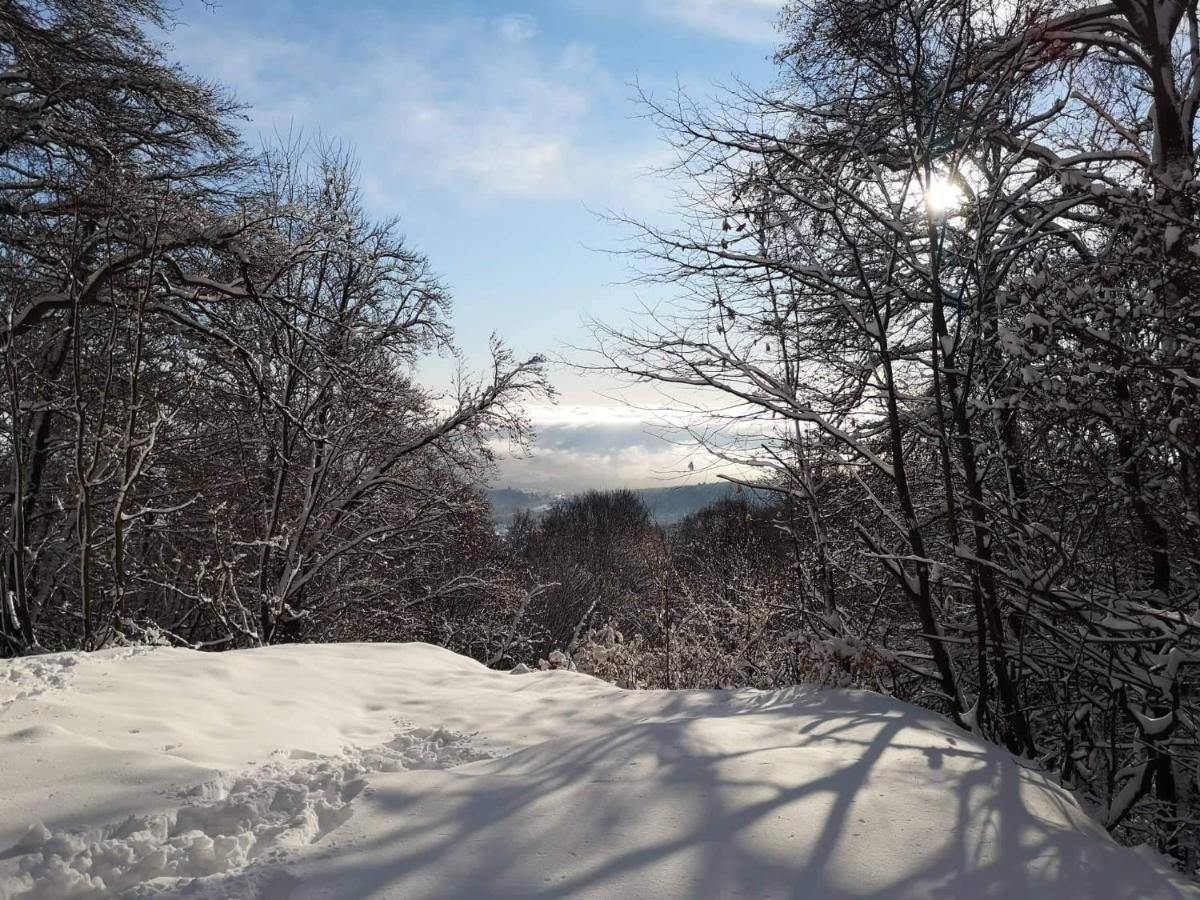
498, 487, 899, 692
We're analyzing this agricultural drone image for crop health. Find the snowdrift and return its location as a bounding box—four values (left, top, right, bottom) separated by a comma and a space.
0, 643, 1194, 899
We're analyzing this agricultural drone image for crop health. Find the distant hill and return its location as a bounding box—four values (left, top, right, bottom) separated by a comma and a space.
487, 482, 765, 530
634, 483, 744, 524
486, 487, 559, 531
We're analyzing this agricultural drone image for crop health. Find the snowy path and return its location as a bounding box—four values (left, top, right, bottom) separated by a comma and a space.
5, 727, 488, 898
0, 643, 1195, 899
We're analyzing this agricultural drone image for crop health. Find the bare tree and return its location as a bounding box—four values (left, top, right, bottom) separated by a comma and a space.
0, 2, 549, 655
598, 0, 1200, 856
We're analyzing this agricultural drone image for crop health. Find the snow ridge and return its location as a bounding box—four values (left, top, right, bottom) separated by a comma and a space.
0, 655, 80, 710
1, 648, 154, 712
0, 727, 489, 899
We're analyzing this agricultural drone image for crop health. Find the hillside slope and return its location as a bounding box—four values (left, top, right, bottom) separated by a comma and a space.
0, 643, 1194, 899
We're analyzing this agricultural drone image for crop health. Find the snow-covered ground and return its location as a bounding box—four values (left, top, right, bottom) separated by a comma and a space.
0, 643, 1194, 899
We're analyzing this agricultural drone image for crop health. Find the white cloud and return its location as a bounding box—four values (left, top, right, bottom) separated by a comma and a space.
365, 51, 590, 199
560, 41, 599, 75
646, 0, 784, 45
496, 12, 539, 43
495, 442, 694, 491
571, 0, 786, 45
489, 403, 759, 491
163, 11, 667, 206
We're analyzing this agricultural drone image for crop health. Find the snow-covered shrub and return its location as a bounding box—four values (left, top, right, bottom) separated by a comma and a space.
569, 624, 654, 689
789, 633, 895, 691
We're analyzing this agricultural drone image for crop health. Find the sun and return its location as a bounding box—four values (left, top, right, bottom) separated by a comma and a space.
922, 174, 964, 215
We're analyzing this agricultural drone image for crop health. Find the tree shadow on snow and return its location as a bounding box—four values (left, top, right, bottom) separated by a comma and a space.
283, 690, 1194, 899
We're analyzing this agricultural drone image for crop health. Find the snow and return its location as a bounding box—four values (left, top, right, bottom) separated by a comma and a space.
1131, 708, 1177, 738
1164, 225, 1183, 252
1, 643, 1195, 899
5, 726, 486, 898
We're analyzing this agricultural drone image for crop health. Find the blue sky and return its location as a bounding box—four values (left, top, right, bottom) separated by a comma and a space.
163, 0, 784, 489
